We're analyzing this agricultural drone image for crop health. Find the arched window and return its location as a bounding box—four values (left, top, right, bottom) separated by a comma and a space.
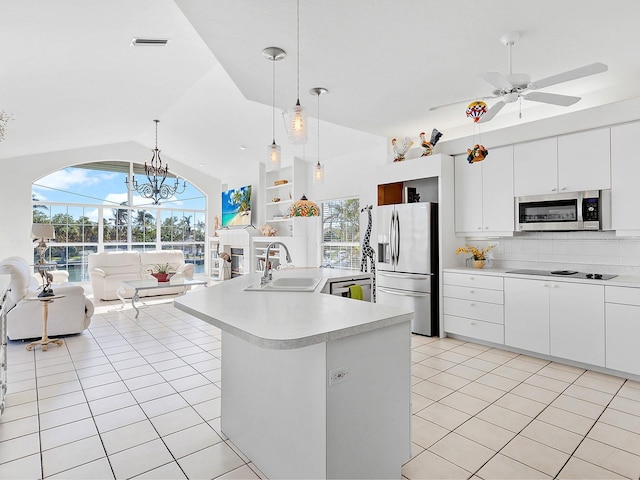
32, 162, 206, 282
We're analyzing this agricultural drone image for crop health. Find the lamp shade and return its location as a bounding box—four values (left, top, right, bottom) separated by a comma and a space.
313, 161, 324, 184
268, 141, 281, 170
289, 195, 320, 217
31, 224, 55, 240
286, 102, 308, 144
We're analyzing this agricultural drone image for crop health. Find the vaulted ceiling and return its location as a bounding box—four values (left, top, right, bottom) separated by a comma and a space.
1, 0, 639, 183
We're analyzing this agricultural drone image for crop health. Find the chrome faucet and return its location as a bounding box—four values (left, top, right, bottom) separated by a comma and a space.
261, 241, 292, 285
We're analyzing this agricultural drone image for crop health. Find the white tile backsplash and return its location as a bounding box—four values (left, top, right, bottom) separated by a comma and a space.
459, 231, 640, 276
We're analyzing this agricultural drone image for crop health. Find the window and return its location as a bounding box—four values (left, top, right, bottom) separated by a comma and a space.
321, 198, 360, 270
32, 163, 206, 281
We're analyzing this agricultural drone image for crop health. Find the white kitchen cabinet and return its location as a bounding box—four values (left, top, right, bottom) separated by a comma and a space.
443, 272, 504, 344
504, 277, 550, 354
505, 277, 604, 365
605, 286, 640, 376
557, 128, 610, 193
514, 129, 611, 196
454, 155, 482, 233
611, 121, 640, 235
549, 281, 604, 367
513, 138, 558, 196
454, 145, 514, 236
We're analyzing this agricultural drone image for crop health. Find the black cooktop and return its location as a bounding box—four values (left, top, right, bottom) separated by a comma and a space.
506, 269, 617, 280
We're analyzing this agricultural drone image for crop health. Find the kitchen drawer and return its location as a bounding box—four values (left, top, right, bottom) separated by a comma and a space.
444, 297, 504, 324
444, 314, 504, 344
443, 284, 503, 304
605, 285, 640, 306
443, 272, 503, 291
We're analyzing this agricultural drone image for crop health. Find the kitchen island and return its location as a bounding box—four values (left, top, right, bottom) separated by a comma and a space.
174, 268, 413, 479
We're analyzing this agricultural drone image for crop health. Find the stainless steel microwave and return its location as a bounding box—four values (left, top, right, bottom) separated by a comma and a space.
516, 190, 611, 231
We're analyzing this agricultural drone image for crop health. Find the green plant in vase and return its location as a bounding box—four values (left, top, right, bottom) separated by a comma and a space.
149, 263, 174, 282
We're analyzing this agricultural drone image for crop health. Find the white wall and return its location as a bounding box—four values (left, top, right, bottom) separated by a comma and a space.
0, 141, 220, 261
486, 232, 640, 277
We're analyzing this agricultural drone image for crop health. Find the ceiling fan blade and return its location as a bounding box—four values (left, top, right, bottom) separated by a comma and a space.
479, 72, 513, 92
529, 62, 608, 90
428, 95, 498, 111
477, 101, 506, 123
524, 91, 581, 106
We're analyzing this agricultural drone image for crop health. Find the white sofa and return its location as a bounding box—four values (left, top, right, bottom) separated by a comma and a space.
88, 250, 195, 301
0, 256, 94, 341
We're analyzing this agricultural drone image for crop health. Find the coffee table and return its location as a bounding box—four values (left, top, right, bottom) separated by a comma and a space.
117, 278, 208, 318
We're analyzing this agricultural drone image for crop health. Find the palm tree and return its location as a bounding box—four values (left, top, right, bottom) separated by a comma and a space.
112, 202, 128, 226
32, 193, 49, 223
183, 215, 192, 239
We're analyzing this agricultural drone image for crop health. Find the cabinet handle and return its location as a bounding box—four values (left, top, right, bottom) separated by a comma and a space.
469, 290, 475, 293
543, 283, 549, 288
469, 321, 476, 326
560, 187, 567, 191
469, 303, 475, 307
477, 227, 482, 230
551, 187, 557, 192
485, 226, 489, 229
552, 284, 559, 288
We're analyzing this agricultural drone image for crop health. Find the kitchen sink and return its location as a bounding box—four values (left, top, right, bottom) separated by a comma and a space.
244, 277, 322, 292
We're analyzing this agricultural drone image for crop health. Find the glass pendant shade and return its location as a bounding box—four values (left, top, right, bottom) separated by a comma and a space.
268, 141, 281, 170
313, 161, 324, 184
286, 101, 308, 144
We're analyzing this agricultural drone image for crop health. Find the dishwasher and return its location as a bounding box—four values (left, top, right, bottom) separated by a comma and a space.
328, 277, 373, 302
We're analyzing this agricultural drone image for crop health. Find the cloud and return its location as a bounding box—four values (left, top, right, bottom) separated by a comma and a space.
34, 168, 115, 191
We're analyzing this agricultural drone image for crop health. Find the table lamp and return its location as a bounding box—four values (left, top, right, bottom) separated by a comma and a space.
31, 224, 55, 297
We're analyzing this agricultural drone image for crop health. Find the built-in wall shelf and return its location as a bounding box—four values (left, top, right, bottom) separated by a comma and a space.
260, 158, 307, 237
266, 199, 293, 207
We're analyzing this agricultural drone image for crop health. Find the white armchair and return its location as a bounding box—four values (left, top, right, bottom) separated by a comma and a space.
0, 256, 94, 341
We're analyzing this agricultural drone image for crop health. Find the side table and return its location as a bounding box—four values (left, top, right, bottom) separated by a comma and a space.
25, 295, 65, 351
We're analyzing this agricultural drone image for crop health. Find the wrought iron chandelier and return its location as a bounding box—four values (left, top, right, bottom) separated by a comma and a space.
126, 119, 186, 204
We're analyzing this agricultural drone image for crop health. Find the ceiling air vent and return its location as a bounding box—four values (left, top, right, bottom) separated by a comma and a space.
130, 38, 169, 46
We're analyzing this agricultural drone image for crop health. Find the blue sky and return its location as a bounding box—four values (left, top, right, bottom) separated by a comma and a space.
32, 167, 206, 222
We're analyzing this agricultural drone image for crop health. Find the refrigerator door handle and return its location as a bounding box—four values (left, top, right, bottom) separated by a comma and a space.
378, 286, 430, 298
389, 210, 396, 265
378, 272, 431, 280
395, 210, 400, 265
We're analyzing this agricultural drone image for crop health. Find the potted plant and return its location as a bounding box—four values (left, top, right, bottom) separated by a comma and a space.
149, 263, 174, 282
455, 244, 495, 269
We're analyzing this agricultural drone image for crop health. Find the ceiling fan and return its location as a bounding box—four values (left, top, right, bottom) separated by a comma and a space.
430, 32, 608, 123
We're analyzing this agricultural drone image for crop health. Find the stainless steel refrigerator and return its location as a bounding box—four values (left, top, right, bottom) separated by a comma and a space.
376, 202, 438, 336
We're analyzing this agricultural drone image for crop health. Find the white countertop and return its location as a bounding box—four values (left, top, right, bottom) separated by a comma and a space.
444, 267, 640, 288
174, 268, 413, 349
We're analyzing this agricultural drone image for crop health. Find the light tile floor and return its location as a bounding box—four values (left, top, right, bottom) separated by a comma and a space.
1, 295, 639, 479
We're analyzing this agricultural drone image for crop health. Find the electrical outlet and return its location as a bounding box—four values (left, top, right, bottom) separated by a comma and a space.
329, 367, 349, 386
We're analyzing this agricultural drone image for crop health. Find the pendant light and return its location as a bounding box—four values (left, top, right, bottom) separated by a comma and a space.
309, 87, 328, 184
286, 0, 308, 145
125, 119, 186, 205
263, 47, 286, 170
